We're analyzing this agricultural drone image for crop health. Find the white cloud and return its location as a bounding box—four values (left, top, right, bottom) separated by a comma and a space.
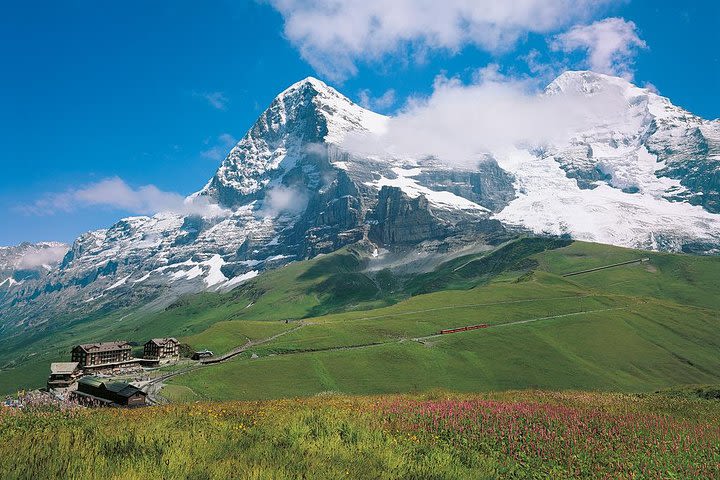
201, 133, 237, 161
195, 91, 229, 110
21, 178, 229, 218
521, 49, 567, 83
200, 148, 225, 161
643, 81, 659, 94
342, 70, 629, 167
551, 18, 647, 79
357, 88, 396, 111
268, 0, 617, 80
217, 133, 236, 146
259, 185, 309, 217
472, 63, 507, 83
17, 245, 69, 269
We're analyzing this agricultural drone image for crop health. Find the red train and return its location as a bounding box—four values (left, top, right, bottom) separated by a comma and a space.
439, 324, 489, 334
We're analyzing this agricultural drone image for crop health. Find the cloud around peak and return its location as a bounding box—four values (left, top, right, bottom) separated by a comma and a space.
551, 18, 647, 79
16, 244, 70, 269
20, 177, 228, 218
342, 68, 631, 168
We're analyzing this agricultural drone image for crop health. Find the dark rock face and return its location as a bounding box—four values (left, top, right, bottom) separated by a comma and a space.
681, 241, 720, 255
648, 125, 720, 214
552, 144, 612, 190
201, 81, 330, 210
660, 162, 720, 213
287, 166, 367, 257
369, 187, 447, 245
415, 158, 516, 212
173, 216, 207, 246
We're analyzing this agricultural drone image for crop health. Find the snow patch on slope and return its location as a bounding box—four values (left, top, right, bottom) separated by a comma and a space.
494, 148, 720, 248
0, 278, 18, 287
219, 270, 259, 291
105, 275, 131, 291
164, 255, 228, 287
203, 254, 228, 287
367, 167, 489, 212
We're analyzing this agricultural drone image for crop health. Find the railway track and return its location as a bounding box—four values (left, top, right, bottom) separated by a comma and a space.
561, 258, 650, 277
140, 304, 628, 402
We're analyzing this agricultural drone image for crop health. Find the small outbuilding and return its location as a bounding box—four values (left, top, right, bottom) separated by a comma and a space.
47, 362, 82, 390
74, 377, 147, 407
191, 350, 214, 360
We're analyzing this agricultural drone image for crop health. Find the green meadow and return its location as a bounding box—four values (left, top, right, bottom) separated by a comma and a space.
2, 390, 719, 479
2, 238, 719, 479
1, 238, 719, 401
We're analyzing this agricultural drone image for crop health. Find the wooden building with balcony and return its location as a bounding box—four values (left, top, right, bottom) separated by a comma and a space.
71, 341, 133, 369
143, 338, 180, 363
47, 362, 82, 390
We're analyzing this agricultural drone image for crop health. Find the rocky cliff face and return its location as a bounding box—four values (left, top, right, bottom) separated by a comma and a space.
2, 72, 720, 331
414, 158, 516, 213
369, 187, 448, 244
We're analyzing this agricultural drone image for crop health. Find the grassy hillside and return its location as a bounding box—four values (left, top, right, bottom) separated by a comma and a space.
0, 246, 387, 394
1, 238, 719, 397
162, 239, 720, 401
169, 299, 719, 400
2, 390, 718, 479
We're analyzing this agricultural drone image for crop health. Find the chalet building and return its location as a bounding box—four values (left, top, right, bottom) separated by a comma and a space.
143, 338, 180, 362
74, 377, 147, 407
47, 362, 82, 390
71, 341, 133, 368
191, 350, 214, 360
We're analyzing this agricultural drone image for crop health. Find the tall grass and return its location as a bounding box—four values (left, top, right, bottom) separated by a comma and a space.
2, 391, 718, 479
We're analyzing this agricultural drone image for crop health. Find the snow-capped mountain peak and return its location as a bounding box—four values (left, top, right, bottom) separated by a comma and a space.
279, 76, 388, 139
198, 76, 386, 208
545, 70, 643, 96
2, 71, 719, 332
484, 71, 720, 250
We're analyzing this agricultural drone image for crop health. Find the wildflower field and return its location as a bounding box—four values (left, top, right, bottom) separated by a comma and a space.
1, 390, 718, 479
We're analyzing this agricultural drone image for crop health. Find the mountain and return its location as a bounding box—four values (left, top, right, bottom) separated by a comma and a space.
1, 71, 719, 332
500, 71, 720, 251
0, 242, 69, 288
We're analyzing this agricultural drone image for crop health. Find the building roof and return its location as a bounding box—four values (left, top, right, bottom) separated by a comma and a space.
74, 341, 132, 352
147, 337, 179, 346
78, 376, 105, 388
120, 385, 145, 398
50, 362, 79, 375
105, 382, 145, 397
78, 377, 146, 398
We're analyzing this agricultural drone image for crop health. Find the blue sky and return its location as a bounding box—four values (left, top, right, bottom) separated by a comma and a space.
1, 0, 718, 245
